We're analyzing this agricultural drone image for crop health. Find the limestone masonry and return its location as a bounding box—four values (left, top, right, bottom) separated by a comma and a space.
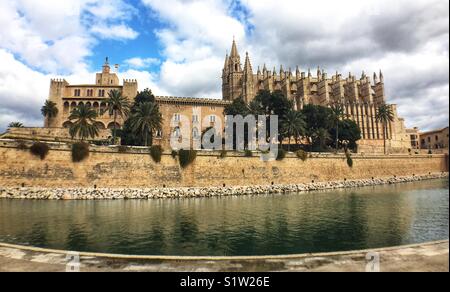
0, 140, 447, 189
0, 40, 420, 154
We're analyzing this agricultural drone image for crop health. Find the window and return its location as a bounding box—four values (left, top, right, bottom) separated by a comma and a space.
427, 137, 431, 142
193, 127, 199, 138
435, 135, 438, 141
98, 89, 105, 97
174, 113, 180, 122
210, 115, 216, 123
74, 89, 81, 96
86, 89, 93, 97
192, 115, 199, 123
173, 127, 180, 137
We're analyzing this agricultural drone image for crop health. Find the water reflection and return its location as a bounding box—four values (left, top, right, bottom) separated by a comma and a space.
0, 179, 448, 256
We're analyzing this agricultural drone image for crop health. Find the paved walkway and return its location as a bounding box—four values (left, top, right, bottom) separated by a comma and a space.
0, 240, 448, 272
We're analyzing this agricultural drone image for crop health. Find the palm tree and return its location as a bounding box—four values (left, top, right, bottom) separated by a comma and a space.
281, 110, 306, 152
313, 128, 331, 151
41, 100, 58, 127
8, 122, 24, 128
129, 102, 162, 146
68, 104, 99, 140
375, 103, 395, 155
330, 103, 345, 151
103, 90, 130, 143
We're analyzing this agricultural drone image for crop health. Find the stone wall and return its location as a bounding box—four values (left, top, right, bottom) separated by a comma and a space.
0, 140, 447, 188
0, 127, 111, 143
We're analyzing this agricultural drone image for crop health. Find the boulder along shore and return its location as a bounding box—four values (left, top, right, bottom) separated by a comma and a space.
0, 172, 448, 200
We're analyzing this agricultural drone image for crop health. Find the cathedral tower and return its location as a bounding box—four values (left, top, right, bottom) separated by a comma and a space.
222, 39, 243, 101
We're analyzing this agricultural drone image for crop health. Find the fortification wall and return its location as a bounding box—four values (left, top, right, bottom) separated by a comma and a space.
0, 140, 447, 188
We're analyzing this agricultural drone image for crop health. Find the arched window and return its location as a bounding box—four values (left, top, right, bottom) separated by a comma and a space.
70, 102, 77, 112
86, 102, 92, 108
94, 122, 106, 129
107, 122, 121, 129
173, 127, 181, 138
63, 102, 70, 114
192, 127, 199, 138
156, 129, 162, 138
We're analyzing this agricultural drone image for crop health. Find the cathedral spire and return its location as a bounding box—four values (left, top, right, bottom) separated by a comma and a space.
379, 70, 384, 82
243, 52, 253, 75
223, 52, 229, 69
230, 38, 239, 58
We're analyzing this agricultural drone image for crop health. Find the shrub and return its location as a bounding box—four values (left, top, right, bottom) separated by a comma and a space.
179, 149, 197, 168
17, 140, 28, 150
219, 149, 227, 159
30, 142, 49, 160
428, 149, 432, 155
118, 145, 128, 153
171, 150, 178, 159
345, 152, 353, 168
276, 149, 286, 161
150, 145, 163, 163
72, 142, 89, 162
244, 149, 253, 157
296, 149, 308, 161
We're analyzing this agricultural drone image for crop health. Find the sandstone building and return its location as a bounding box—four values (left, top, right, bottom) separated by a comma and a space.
1, 40, 418, 153
420, 127, 449, 150
222, 39, 412, 153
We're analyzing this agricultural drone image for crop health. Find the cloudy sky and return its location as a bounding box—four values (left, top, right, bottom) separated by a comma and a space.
0, 0, 448, 132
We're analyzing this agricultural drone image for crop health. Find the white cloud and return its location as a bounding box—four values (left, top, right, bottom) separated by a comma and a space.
124, 57, 161, 68
142, 0, 449, 131
91, 23, 139, 40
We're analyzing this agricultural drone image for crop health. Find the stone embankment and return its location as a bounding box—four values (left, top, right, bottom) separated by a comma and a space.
0, 172, 447, 200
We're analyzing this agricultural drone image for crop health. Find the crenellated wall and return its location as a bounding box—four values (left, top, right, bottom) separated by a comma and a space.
0, 140, 447, 188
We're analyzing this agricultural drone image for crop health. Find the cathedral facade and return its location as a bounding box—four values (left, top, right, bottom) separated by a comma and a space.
22, 40, 413, 153
222, 40, 412, 152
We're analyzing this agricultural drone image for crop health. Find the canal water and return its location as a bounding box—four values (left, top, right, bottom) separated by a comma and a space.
0, 179, 448, 256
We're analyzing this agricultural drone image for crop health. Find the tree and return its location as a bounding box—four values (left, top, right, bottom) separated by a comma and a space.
329, 119, 361, 152
68, 104, 99, 140
250, 90, 293, 143
41, 100, 58, 127
104, 90, 130, 144
134, 88, 156, 105
281, 110, 306, 151
330, 103, 345, 151
223, 97, 250, 116
8, 122, 24, 128
301, 104, 333, 149
375, 104, 395, 155
120, 89, 161, 146
312, 127, 331, 151
129, 102, 163, 146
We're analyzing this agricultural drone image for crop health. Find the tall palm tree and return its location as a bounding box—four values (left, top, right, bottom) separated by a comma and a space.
375, 103, 395, 155
8, 122, 24, 128
281, 110, 306, 152
41, 100, 58, 127
103, 90, 130, 143
68, 104, 99, 140
129, 102, 162, 146
330, 103, 345, 151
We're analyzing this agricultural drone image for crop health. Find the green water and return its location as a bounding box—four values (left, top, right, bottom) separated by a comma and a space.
0, 179, 448, 256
